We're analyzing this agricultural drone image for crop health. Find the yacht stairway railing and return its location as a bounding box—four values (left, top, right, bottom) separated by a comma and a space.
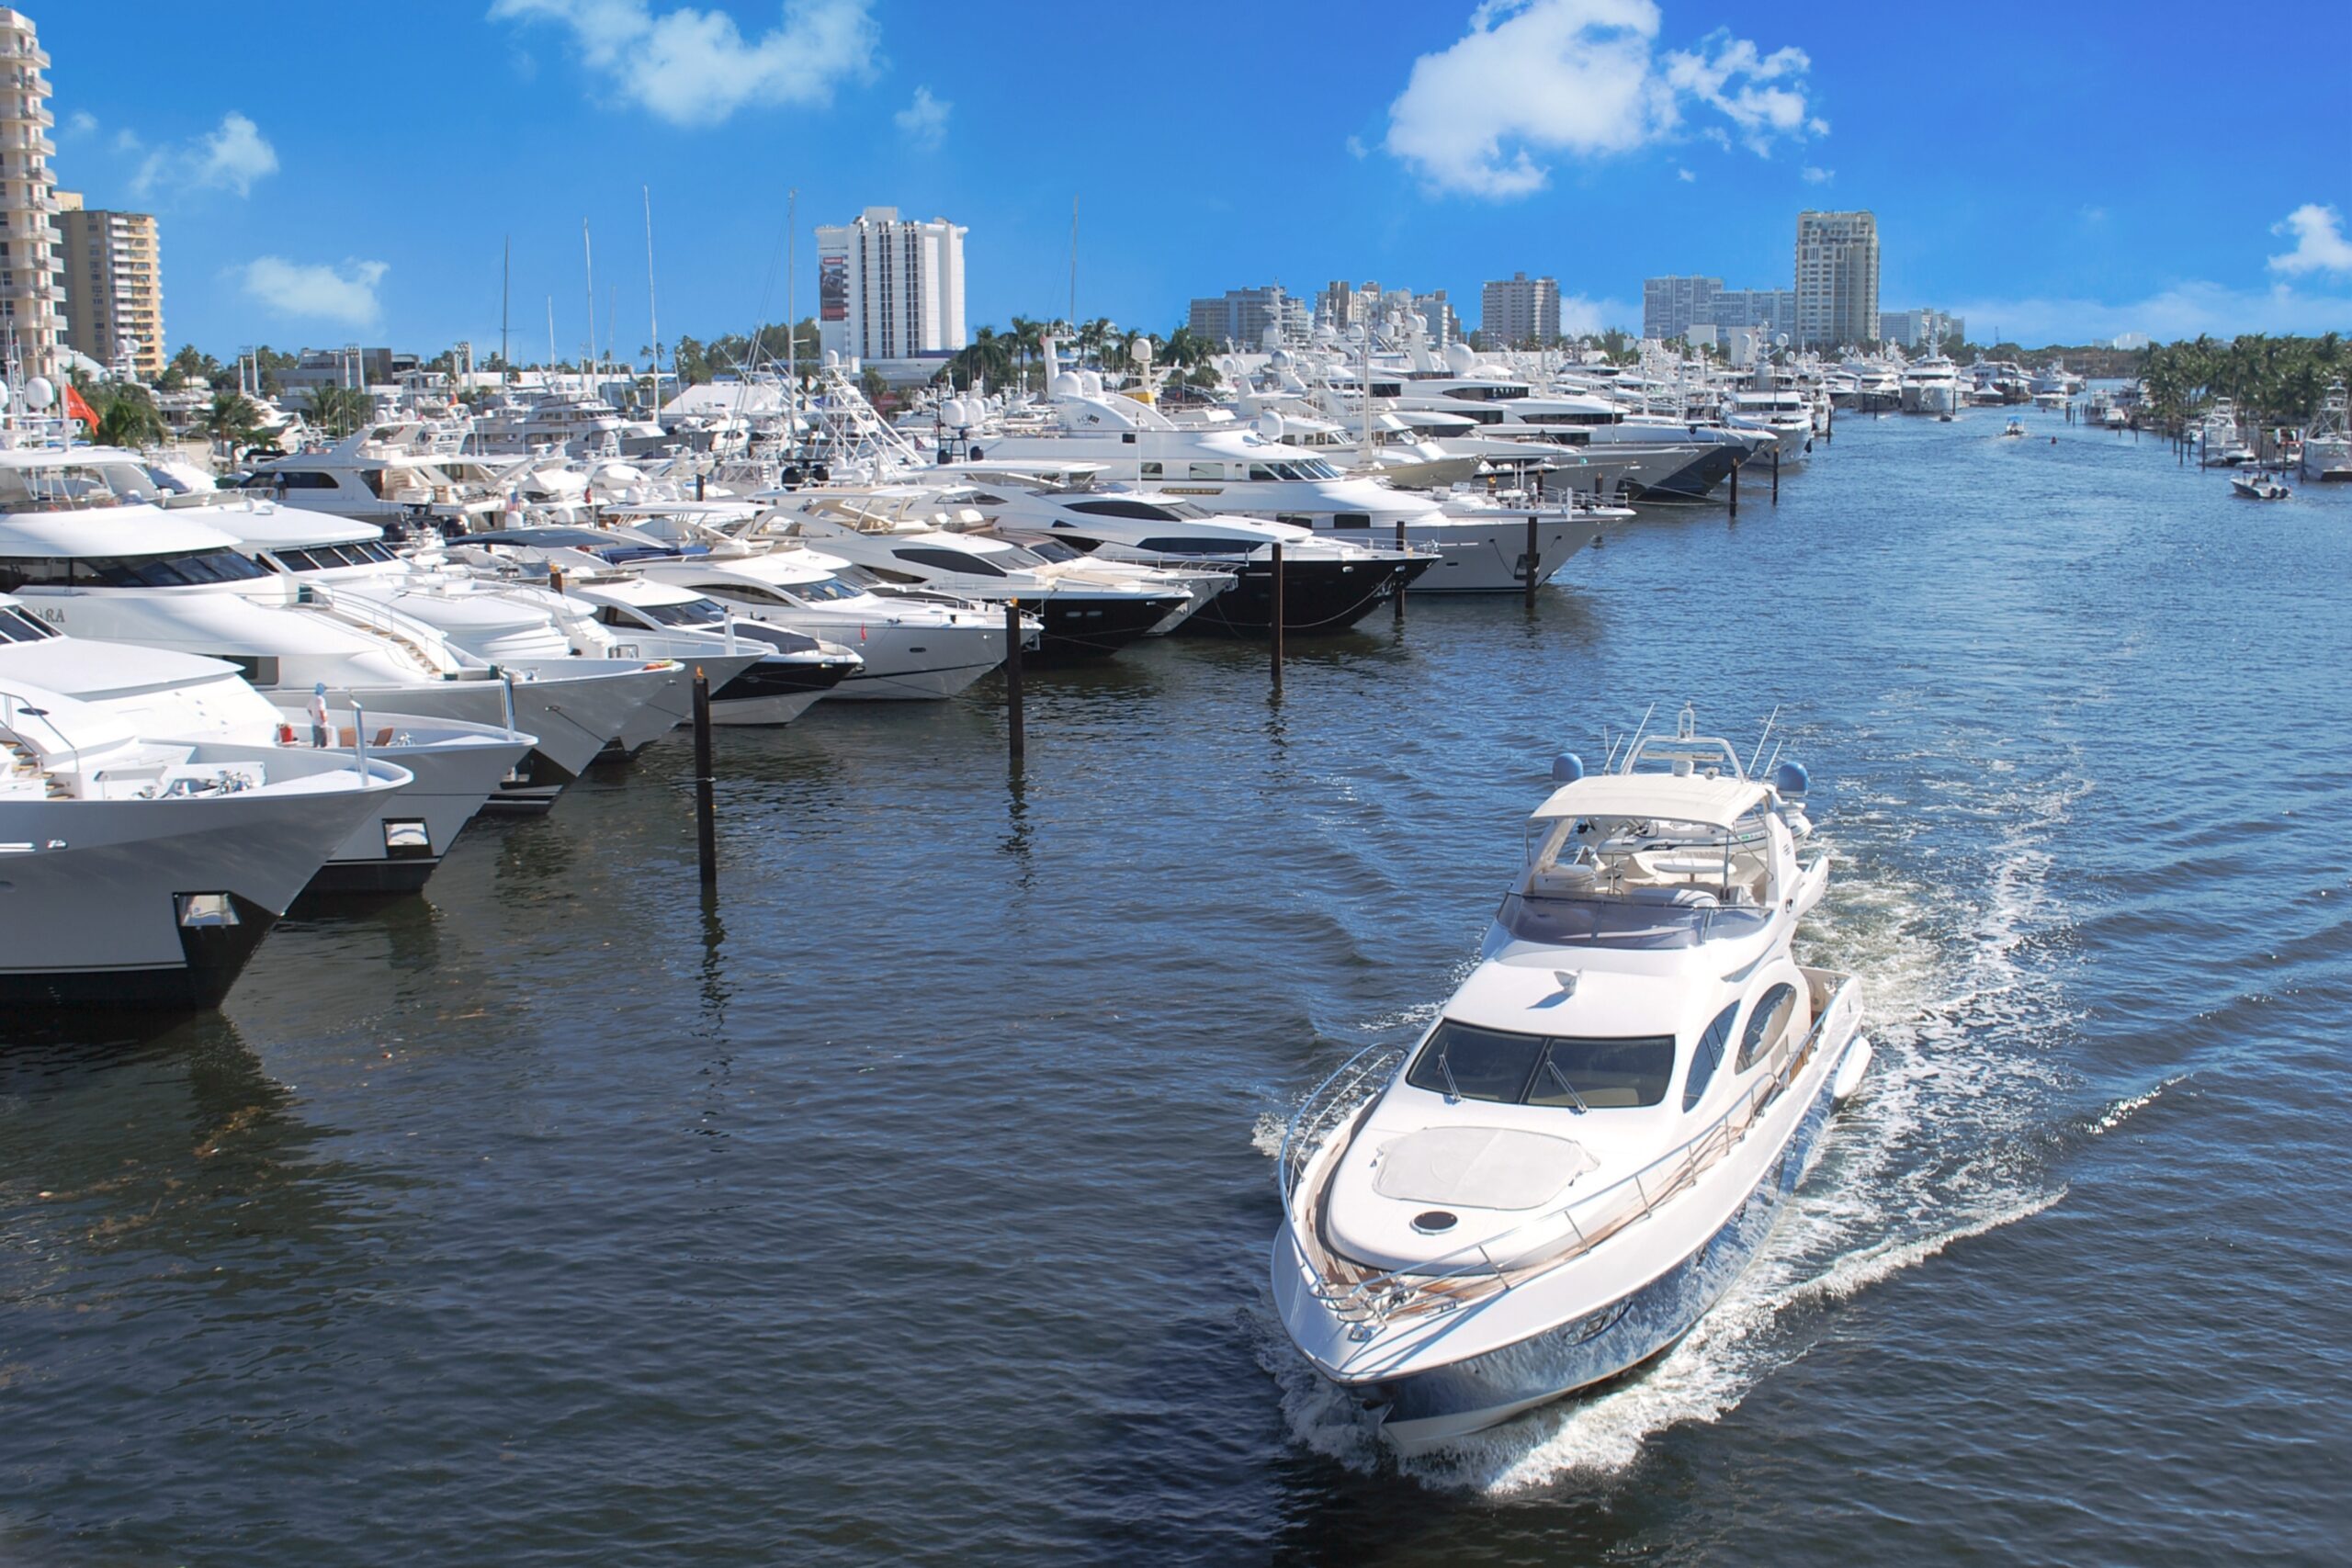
288, 582, 471, 674
1281, 974, 1856, 1333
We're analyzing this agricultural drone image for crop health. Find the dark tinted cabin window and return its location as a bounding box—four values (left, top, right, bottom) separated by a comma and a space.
894, 547, 1006, 578
1407, 1020, 1674, 1109
1736, 984, 1799, 1073
1683, 1002, 1739, 1110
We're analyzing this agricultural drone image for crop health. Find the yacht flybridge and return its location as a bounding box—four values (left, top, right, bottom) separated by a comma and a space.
1272, 707, 1871, 1453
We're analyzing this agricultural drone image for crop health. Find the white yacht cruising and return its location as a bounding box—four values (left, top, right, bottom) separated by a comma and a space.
1272, 708, 1871, 1452
1, 677, 411, 1007
2301, 381, 2349, 480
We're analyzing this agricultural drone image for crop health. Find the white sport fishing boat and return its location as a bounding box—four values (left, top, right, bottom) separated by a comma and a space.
1, 678, 410, 1007
1272, 706, 1871, 1453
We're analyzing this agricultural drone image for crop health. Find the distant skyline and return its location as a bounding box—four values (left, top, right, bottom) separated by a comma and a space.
33, 0, 2352, 357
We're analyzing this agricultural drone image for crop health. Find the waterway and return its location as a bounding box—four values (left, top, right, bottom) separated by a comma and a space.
5, 410, 2347, 1564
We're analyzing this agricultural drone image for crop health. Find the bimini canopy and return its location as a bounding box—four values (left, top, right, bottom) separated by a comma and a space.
1530, 773, 1770, 828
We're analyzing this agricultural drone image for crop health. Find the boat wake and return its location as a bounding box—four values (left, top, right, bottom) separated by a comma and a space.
1249, 759, 2090, 1494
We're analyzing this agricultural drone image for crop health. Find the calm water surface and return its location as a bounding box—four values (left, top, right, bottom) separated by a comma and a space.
5, 411, 2348, 1564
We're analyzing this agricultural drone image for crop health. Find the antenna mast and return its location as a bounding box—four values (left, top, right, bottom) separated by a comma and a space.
643, 186, 659, 412
582, 219, 596, 384
501, 236, 511, 373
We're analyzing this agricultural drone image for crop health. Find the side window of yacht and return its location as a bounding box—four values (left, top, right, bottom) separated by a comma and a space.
692, 582, 783, 605
1735, 984, 1798, 1074
1682, 1002, 1740, 1111
1187, 462, 1222, 479
895, 547, 1006, 578
1139, 462, 1163, 479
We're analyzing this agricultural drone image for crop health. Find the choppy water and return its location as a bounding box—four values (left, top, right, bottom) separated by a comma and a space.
6, 410, 2349, 1565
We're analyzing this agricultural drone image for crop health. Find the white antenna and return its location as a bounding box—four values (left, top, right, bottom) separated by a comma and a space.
1616, 702, 1657, 771
1747, 705, 1781, 776
643, 186, 659, 409
582, 218, 596, 380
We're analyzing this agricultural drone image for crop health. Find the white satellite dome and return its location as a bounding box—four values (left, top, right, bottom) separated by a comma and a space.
1080, 371, 1104, 399
1257, 411, 1287, 443
1049, 371, 1083, 398
24, 376, 53, 410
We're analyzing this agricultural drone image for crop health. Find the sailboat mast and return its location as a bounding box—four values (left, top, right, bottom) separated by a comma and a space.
501, 236, 511, 373
786, 187, 797, 399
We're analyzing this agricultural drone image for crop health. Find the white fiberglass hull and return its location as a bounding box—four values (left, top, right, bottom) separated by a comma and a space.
0, 762, 406, 1007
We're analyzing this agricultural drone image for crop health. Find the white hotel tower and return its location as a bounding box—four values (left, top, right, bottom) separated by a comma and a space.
0, 6, 62, 381
815, 206, 967, 366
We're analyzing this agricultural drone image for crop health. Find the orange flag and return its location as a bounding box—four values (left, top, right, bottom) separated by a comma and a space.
62, 383, 98, 427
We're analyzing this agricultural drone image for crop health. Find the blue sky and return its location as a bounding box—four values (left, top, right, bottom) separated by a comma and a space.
37, 0, 2352, 357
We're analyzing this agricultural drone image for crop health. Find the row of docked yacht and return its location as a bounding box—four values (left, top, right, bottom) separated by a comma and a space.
9, 321, 1853, 1009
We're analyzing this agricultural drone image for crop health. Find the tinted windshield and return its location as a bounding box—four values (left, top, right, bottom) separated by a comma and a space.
0, 547, 272, 590
0, 462, 163, 511
1404, 1020, 1674, 1109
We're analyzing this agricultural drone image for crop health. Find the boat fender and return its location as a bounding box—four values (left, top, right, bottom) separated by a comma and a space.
1832, 1036, 1873, 1103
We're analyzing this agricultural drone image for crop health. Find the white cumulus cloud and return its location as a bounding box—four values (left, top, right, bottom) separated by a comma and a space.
490, 0, 878, 127
62, 109, 97, 137
894, 85, 949, 150
1802, 165, 1833, 184
1560, 294, 1638, 335
1676, 165, 1696, 182
2268, 204, 2352, 276
241, 257, 390, 328
128, 111, 278, 201
1383, 0, 1821, 199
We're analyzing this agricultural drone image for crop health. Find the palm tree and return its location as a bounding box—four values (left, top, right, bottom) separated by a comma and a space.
91, 385, 166, 450
306, 384, 373, 440
1008, 316, 1045, 390
202, 390, 264, 458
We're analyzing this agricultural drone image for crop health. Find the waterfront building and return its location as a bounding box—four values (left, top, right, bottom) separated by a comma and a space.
1188, 285, 1290, 348
55, 193, 162, 379
1643, 275, 1721, 343
0, 6, 62, 381
1879, 308, 1964, 350
1414, 289, 1464, 349
814, 206, 967, 364
1794, 209, 1880, 350
1711, 287, 1798, 342
1317, 280, 1358, 331
1480, 272, 1561, 347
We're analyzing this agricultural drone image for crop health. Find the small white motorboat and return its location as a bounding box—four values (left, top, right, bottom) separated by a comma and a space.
2231, 473, 2290, 501
2002, 420, 2027, 438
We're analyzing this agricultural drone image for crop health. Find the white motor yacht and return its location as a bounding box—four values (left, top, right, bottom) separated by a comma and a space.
444, 530, 865, 724
1272, 707, 1871, 1453
0, 450, 673, 807
0, 595, 530, 894
631, 543, 1019, 702
762, 491, 1194, 661
955, 480, 1433, 637
0, 678, 411, 1007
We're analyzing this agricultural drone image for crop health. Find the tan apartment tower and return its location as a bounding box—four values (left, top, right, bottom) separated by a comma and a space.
0, 7, 62, 381
1794, 209, 1880, 352
56, 193, 163, 378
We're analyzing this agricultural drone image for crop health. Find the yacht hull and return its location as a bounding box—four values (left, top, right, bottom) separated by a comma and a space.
1172, 558, 1429, 638
1319, 518, 1603, 593
1617, 443, 1744, 505
1024, 593, 1189, 661
0, 783, 395, 1010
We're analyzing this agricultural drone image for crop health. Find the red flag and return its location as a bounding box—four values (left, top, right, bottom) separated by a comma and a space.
63, 384, 98, 428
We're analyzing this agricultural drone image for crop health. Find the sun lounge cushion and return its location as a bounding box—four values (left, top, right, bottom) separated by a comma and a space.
1371, 1125, 1599, 1211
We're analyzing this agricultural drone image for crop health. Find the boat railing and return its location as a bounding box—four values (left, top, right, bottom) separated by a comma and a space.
1289, 975, 1854, 1331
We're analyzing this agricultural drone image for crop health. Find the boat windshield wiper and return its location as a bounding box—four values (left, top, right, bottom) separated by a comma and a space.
1544, 1057, 1589, 1114
1437, 1047, 1462, 1104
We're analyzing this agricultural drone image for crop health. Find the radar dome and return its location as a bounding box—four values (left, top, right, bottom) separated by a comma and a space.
23, 377, 53, 410
1049, 372, 1083, 398
1129, 336, 1153, 366
1257, 412, 1286, 443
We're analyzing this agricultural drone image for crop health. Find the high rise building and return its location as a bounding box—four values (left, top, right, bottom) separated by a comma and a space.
1642, 276, 1721, 343
1316, 279, 1357, 331
0, 7, 62, 381
1187, 285, 1287, 347
1413, 289, 1464, 349
1710, 287, 1798, 341
1794, 209, 1880, 350
56, 193, 163, 379
1480, 272, 1561, 346
814, 206, 967, 363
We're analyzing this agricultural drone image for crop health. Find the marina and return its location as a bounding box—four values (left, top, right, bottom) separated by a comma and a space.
5, 0, 2351, 1562
6, 404, 2350, 1562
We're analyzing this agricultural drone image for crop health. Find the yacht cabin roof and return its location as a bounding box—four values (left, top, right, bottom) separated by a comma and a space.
1530, 773, 1770, 828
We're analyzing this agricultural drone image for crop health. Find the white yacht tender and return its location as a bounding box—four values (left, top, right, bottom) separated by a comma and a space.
1272, 708, 1871, 1452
